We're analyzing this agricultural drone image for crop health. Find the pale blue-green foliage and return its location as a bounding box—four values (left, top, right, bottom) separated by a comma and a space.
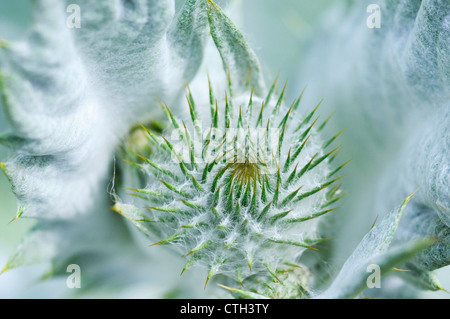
292, 0, 450, 296
377, 107, 450, 290
206, 0, 265, 96
0, 0, 209, 220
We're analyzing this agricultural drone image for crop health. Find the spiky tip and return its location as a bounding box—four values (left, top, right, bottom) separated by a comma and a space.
8, 207, 23, 224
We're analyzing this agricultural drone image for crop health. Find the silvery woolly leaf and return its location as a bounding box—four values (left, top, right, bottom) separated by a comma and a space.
376, 107, 450, 276
298, 0, 449, 153
206, 0, 265, 97
0, 0, 209, 220
295, 0, 450, 282
317, 193, 434, 299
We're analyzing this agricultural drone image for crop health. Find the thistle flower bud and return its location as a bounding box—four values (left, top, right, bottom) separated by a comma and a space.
115, 76, 348, 289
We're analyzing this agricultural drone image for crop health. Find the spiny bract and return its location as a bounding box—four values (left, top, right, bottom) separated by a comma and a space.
114, 76, 349, 289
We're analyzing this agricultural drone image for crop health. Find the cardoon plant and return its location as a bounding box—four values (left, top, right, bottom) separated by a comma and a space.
0, 0, 447, 299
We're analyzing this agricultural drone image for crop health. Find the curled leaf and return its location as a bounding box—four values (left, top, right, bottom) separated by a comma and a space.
206, 0, 265, 96
0, 0, 209, 219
